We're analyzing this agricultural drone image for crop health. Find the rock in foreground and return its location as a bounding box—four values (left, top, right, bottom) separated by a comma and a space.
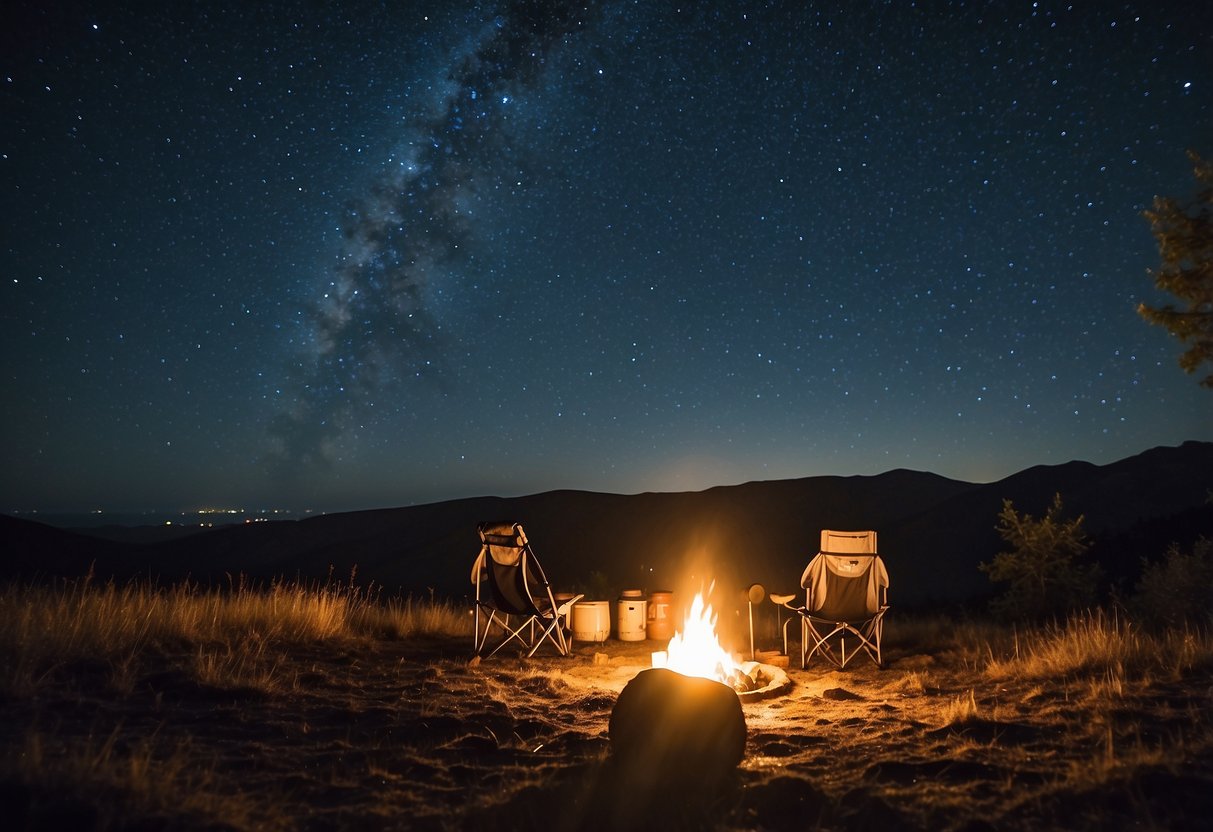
609, 667, 746, 784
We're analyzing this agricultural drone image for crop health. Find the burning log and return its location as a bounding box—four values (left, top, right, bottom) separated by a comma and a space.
609, 668, 746, 784
724, 663, 771, 693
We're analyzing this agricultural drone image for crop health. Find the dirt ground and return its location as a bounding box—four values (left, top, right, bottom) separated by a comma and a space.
4, 632, 1213, 831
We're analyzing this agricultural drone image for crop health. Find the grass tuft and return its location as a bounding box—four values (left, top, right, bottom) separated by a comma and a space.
939, 688, 980, 727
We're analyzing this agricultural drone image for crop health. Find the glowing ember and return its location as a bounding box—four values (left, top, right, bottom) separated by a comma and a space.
659, 591, 742, 684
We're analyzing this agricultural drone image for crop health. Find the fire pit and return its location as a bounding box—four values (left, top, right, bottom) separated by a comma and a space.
651, 589, 793, 701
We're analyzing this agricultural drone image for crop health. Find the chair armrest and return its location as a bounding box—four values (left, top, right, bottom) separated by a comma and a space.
555, 594, 585, 615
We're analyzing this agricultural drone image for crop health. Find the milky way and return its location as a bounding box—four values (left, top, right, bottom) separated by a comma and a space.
269, 1, 600, 476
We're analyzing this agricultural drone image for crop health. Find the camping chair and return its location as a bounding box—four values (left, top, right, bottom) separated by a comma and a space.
783, 530, 889, 669
471, 522, 583, 658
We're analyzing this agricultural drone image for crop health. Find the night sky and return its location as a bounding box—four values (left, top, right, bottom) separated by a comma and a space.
2, 1, 1210, 514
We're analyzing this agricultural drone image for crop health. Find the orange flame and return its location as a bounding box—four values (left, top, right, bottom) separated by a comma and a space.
657, 589, 740, 684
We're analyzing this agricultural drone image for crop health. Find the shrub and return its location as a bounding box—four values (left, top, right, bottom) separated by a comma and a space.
1133, 537, 1213, 630
980, 493, 1101, 620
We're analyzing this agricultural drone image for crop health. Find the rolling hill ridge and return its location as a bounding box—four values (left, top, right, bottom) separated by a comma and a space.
2, 441, 1210, 610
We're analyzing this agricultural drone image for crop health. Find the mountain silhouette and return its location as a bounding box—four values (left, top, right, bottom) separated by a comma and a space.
2, 442, 1210, 611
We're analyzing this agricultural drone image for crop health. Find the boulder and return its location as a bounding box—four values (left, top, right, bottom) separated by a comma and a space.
609, 668, 746, 783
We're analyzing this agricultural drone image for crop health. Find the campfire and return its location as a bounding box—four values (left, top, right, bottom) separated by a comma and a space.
652, 589, 776, 695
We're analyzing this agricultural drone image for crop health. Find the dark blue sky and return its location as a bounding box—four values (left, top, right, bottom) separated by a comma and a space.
2, 1, 1210, 513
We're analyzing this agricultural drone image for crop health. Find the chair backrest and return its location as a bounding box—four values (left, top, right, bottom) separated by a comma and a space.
801, 530, 888, 620
475, 522, 549, 616
820, 529, 877, 555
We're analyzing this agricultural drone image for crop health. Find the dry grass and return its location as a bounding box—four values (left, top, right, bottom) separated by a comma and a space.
379, 592, 474, 638
0, 574, 470, 697
9, 727, 282, 830
981, 608, 1213, 683
885, 612, 1012, 669
0, 576, 476, 829
2, 584, 1212, 830
959, 608, 1213, 822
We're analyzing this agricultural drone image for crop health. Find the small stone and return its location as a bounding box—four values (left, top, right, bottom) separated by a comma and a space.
822, 687, 862, 701
593, 652, 610, 665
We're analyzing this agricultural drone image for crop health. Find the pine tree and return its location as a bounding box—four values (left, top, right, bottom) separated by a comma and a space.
1139, 150, 1213, 388
980, 493, 1099, 620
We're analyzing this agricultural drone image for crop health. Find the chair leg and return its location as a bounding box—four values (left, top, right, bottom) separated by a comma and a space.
474, 608, 500, 656
476, 611, 502, 656
484, 614, 541, 658
476, 596, 586, 659
527, 617, 571, 658
799, 619, 854, 669
837, 620, 884, 669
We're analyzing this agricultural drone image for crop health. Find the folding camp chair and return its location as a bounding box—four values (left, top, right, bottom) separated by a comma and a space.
471, 522, 583, 658
783, 530, 889, 669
